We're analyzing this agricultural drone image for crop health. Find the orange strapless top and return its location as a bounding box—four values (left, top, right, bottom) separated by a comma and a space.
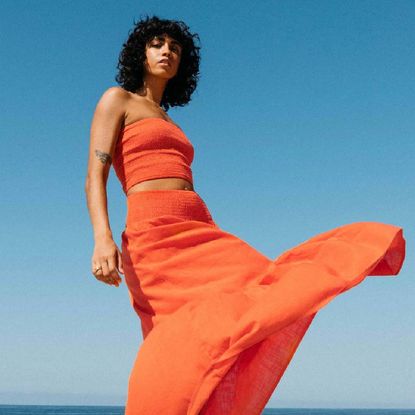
112, 117, 194, 194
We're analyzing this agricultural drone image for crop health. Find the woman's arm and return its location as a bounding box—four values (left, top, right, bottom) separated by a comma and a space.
85, 87, 127, 286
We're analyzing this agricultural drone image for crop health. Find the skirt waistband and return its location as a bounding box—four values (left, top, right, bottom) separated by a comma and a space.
126, 189, 215, 225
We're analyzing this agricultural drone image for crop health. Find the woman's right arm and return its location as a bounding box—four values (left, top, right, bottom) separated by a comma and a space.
84, 87, 127, 287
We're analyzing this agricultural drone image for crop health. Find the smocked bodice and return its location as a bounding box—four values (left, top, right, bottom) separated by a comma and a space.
112, 117, 194, 194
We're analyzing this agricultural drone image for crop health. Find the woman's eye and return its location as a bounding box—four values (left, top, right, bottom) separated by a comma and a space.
151, 43, 180, 54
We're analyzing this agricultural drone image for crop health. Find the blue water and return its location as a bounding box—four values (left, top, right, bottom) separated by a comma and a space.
0, 406, 414, 415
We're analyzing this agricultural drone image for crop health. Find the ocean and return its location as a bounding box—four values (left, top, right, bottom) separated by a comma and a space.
0, 406, 414, 415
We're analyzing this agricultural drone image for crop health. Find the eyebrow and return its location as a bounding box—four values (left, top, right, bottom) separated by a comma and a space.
153, 36, 182, 47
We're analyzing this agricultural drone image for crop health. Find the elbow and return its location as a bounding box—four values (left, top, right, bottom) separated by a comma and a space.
84, 174, 106, 193
84, 177, 91, 193
84, 176, 96, 194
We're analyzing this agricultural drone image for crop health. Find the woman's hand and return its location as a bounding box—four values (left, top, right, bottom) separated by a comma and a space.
91, 236, 124, 287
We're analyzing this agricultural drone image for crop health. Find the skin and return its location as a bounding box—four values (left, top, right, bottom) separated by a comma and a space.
85, 33, 193, 287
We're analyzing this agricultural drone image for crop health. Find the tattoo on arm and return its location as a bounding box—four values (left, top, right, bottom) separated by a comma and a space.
95, 149, 112, 165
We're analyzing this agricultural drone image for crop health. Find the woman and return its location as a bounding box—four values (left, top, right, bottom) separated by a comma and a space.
85, 15, 406, 415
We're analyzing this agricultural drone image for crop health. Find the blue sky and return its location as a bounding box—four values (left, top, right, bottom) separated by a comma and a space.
1, 0, 414, 409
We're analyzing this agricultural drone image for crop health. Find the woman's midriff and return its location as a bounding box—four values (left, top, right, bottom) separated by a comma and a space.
126, 178, 194, 196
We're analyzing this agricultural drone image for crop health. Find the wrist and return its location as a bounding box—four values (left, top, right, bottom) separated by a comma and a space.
94, 230, 113, 241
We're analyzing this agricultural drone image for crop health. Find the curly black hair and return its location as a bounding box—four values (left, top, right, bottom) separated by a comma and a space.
115, 15, 201, 111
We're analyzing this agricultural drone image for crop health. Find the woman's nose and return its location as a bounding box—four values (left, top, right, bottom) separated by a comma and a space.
161, 43, 172, 55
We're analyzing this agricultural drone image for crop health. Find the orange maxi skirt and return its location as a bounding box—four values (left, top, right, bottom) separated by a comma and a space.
121, 189, 405, 415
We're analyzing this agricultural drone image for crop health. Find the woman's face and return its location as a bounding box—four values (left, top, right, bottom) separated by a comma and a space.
144, 33, 183, 79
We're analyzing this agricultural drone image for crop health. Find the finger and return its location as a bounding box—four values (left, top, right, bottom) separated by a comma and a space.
107, 257, 120, 285
117, 250, 124, 275
101, 260, 112, 283
92, 263, 102, 278
92, 261, 101, 276
107, 256, 118, 277
94, 269, 105, 282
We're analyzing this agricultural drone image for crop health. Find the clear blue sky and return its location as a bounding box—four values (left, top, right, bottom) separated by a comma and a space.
1, 0, 414, 409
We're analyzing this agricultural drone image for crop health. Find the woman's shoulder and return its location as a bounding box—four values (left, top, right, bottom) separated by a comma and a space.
101, 86, 150, 108
95, 86, 131, 120
101, 85, 131, 102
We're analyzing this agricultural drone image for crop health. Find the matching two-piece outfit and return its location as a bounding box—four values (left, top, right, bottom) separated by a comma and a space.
112, 117, 405, 415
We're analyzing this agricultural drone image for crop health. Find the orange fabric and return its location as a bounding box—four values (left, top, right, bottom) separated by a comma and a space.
121, 189, 405, 415
112, 118, 194, 194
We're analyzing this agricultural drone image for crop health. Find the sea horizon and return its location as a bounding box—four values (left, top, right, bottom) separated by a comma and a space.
0, 404, 414, 415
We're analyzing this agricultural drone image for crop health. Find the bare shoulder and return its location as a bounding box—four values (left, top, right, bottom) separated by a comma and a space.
99, 86, 130, 107
97, 87, 159, 125
92, 86, 130, 125
105, 85, 130, 97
